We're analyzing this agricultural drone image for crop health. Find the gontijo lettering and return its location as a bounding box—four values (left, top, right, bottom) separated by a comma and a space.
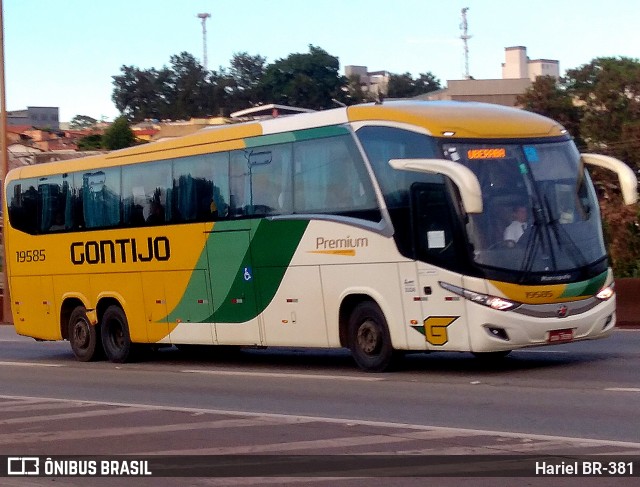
70, 237, 170, 265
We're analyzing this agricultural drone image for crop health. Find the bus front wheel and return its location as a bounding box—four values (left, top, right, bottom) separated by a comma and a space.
68, 306, 101, 362
101, 305, 132, 363
348, 301, 395, 372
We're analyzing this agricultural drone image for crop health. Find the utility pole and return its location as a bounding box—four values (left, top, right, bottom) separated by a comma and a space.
197, 13, 211, 70
459, 7, 472, 79
0, 0, 10, 323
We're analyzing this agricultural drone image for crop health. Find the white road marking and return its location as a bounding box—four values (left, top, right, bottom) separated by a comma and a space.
0, 361, 63, 367
1, 394, 640, 450
605, 387, 640, 393
181, 369, 384, 381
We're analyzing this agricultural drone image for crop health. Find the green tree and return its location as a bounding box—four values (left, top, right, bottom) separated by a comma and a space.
103, 116, 135, 150
112, 66, 172, 121
563, 57, 640, 277
69, 115, 98, 130
564, 56, 640, 169
111, 66, 138, 118
387, 73, 415, 98
77, 134, 104, 150
516, 75, 583, 144
166, 52, 211, 120
387, 71, 441, 98
228, 52, 266, 105
211, 52, 268, 115
258, 45, 348, 109
113, 52, 226, 121
414, 72, 441, 94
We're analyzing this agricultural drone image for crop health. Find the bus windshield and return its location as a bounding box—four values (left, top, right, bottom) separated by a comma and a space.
442, 140, 606, 278
357, 125, 607, 281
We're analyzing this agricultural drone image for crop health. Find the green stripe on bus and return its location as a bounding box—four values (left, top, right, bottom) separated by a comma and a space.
244, 126, 350, 148
245, 132, 296, 147
559, 271, 607, 298
210, 219, 309, 323
165, 219, 308, 325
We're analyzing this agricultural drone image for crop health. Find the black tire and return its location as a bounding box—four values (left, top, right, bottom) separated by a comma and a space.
100, 305, 132, 363
348, 301, 395, 372
68, 306, 101, 362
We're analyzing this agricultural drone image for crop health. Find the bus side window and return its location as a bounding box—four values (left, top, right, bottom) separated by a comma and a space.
7, 179, 38, 235
122, 161, 171, 227
82, 168, 122, 229
173, 153, 229, 222
293, 135, 378, 219
230, 144, 293, 218
38, 174, 73, 233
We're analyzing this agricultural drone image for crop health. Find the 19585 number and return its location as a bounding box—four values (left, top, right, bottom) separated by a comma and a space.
16, 249, 46, 263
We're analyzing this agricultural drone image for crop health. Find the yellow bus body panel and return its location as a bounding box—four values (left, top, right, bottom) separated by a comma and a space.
347, 103, 565, 138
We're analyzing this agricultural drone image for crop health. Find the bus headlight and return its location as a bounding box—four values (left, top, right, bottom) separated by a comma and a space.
439, 281, 520, 311
596, 284, 615, 301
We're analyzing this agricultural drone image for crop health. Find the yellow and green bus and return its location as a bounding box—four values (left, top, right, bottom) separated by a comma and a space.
3, 101, 637, 371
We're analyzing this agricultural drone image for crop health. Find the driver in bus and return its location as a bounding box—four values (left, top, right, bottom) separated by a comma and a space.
503, 205, 528, 244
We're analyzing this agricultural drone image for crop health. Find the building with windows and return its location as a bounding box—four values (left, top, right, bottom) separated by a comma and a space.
417, 47, 559, 107
7, 106, 60, 130
345, 65, 390, 99
502, 46, 559, 81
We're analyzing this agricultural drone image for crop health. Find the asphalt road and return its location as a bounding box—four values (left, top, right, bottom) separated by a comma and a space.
1, 324, 639, 486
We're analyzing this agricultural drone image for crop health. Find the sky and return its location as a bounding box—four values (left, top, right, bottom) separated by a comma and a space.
4, 0, 640, 122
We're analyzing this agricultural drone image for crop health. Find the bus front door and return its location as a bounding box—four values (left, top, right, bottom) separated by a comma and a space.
410, 182, 470, 352
206, 230, 262, 346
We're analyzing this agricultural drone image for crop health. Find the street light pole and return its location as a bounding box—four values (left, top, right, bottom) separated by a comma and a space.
0, 0, 11, 324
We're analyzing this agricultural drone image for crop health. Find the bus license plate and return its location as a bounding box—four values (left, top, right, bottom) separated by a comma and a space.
547, 328, 574, 343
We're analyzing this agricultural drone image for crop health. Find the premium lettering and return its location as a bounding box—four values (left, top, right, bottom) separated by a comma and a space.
315, 236, 368, 250
70, 237, 170, 265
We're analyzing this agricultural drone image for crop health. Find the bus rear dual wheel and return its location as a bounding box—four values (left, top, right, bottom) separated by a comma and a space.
100, 305, 133, 363
68, 305, 133, 363
68, 306, 101, 362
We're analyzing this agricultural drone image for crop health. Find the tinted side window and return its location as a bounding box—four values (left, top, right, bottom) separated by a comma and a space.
357, 126, 438, 208
230, 144, 293, 217
293, 135, 379, 220
81, 167, 121, 229
38, 173, 74, 232
7, 179, 38, 234
122, 161, 171, 226
173, 153, 230, 222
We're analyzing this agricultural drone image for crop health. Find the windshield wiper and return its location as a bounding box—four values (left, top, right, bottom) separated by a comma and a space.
518, 206, 545, 284
542, 194, 589, 269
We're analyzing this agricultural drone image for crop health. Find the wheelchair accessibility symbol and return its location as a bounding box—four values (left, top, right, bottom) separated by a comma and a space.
243, 267, 253, 281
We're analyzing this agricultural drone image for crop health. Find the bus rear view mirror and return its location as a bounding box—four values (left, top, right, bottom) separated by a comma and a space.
581, 153, 638, 205
388, 158, 483, 214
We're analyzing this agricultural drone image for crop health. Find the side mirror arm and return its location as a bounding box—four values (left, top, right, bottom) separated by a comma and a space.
389, 158, 483, 213
581, 153, 638, 205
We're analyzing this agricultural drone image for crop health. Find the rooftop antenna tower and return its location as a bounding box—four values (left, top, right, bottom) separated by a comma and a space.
197, 13, 211, 70
459, 7, 472, 79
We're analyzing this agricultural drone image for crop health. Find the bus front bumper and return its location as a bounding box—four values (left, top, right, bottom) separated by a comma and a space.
466, 296, 617, 353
